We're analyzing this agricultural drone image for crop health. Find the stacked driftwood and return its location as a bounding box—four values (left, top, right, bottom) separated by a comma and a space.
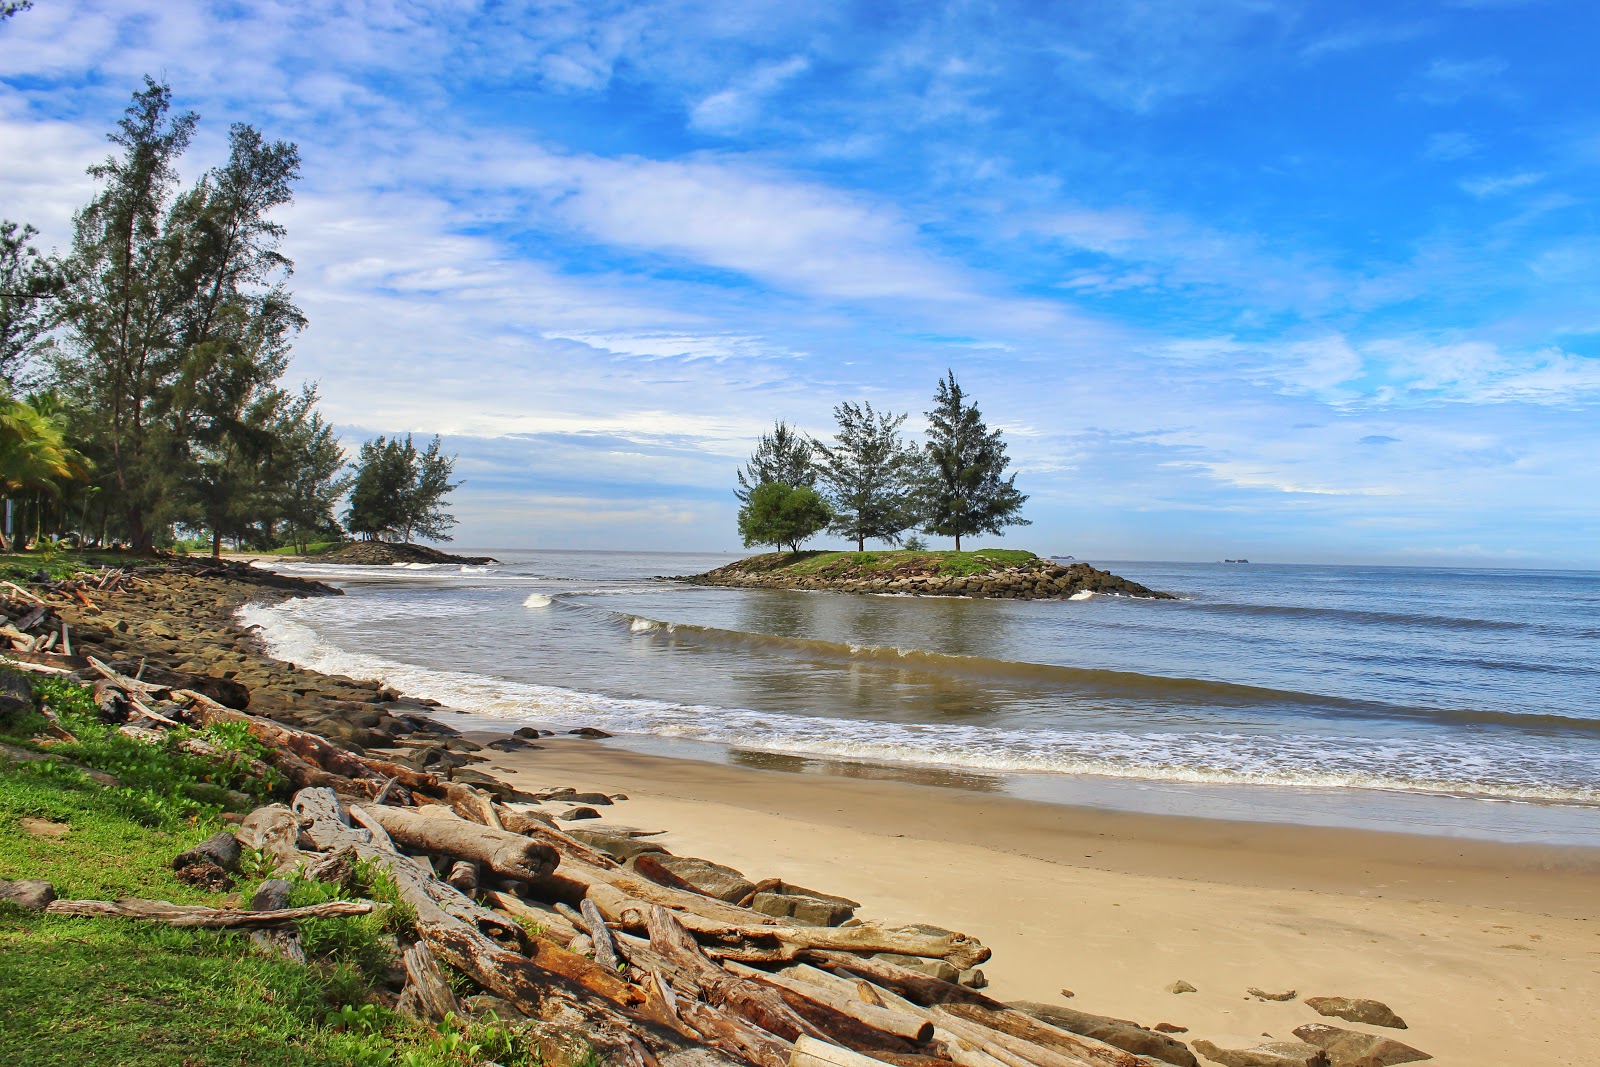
10, 649, 1148, 1067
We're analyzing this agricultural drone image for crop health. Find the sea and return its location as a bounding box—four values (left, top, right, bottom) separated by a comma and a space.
241, 551, 1600, 845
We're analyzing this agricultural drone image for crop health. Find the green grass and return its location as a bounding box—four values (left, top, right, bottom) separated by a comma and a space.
0, 671, 588, 1067
738, 547, 1038, 578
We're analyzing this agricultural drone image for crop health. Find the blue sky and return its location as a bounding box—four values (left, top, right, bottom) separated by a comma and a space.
3, 1, 1598, 565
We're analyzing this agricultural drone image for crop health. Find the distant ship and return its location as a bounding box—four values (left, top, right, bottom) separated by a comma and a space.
1222, 558, 1250, 564
1049, 554, 1075, 561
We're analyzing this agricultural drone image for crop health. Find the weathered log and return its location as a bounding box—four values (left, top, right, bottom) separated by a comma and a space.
582, 896, 622, 972
725, 963, 935, 1044
935, 1005, 1141, 1067
791, 1035, 904, 1067
401, 939, 460, 1022
446, 860, 480, 893
805, 957, 1138, 1067
480, 890, 580, 945
647, 904, 823, 1044
362, 803, 560, 880
46, 897, 374, 927
292, 788, 373, 852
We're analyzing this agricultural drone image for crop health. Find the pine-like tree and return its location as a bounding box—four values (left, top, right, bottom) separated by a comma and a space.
734, 420, 816, 503
920, 371, 1028, 550
737, 481, 832, 553
814, 401, 922, 551
0, 220, 61, 389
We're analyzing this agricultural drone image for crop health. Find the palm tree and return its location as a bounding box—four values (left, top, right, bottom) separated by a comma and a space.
0, 392, 88, 551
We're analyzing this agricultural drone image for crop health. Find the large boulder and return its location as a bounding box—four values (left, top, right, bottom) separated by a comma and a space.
1292, 1024, 1431, 1067
1192, 1040, 1329, 1067
0, 670, 35, 722
646, 855, 756, 903
0, 878, 57, 910
1305, 998, 1407, 1030
1009, 1001, 1197, 1067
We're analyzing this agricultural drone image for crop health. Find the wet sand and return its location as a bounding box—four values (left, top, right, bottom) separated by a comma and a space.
474, 736, 1600, 1067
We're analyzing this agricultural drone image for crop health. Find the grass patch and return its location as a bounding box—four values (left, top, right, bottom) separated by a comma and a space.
0, 672, 584, 1067
258, 542, 345, 557
737, 548, 1038, 579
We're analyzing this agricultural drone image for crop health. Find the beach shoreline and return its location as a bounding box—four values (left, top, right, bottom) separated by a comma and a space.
465, 734, 1600, 1066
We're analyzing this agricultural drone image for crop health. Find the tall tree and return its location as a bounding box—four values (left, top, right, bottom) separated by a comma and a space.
919, 370, 1029, 550
404, 435, 459, 543
734, 420, 816, 503
0, 220, 62, 388
275, 395, 350, 553
54, 78, 303, 552
0, 393, 87, 552
814, 401, 922, 551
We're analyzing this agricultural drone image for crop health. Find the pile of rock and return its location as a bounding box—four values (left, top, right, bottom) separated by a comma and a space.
688, 557, 1173, 601
310, 542, 498, 566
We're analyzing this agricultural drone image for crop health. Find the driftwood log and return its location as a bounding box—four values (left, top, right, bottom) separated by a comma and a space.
361, 803, 560, 881
46, 897, 374, 927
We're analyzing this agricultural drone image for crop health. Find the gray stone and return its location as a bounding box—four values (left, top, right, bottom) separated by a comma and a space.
1304, 998, 1407, 1030
1191, 1039, 1329, 1067
0, 670, 35, 722
559, 806, 602, 821
1167, 980, 1198, 994
568, 727, 613, 738
1010, 1001, 1197, 1067
1291, 1024, 1431, 1067
251, 878, 294, 911
0, 878, 57, 910
647, 855, 755, 903
567, 792, 614, 805
958, 968, 987, 990
748, 891, 854, 926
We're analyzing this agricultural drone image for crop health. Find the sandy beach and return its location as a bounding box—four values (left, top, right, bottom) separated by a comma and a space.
473, 736, 1600, 1067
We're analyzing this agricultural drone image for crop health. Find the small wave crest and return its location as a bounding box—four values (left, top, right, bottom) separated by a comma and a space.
523, 593, 554, 608
235, 599, 1600, 808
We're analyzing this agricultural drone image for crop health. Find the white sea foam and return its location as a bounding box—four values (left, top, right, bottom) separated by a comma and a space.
1069, 590, 1096, 601
522, 593, 554, 608
237, 599, 1600, 809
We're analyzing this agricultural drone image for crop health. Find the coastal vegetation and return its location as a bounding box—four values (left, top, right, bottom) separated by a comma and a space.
0, 80, 458, 559
736, 373, 1029, 553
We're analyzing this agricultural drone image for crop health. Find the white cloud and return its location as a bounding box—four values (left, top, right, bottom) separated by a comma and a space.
690, 55, 810, 134
1460, 171, 1544, 197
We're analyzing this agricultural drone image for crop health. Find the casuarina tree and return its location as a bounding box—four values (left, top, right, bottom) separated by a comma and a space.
920, 370, 1028, 550
814, 401, 922, 551
737, 481, 832, 553
734, 420, 816, 503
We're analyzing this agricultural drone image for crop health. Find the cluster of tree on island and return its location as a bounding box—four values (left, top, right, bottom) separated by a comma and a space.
0, 78, 462, 556
735, 372, 1029, 554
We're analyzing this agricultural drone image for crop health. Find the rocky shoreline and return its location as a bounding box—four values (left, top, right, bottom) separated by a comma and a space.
305, 541, 499, 566
0, 562, 1436, 1067
686, 553, 1174, 600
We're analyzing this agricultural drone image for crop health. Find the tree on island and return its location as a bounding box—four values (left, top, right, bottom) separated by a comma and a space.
734, 420, 816, 503
919, 370, 1028, 550
345, 434, 459, 543
814, 401, 923, 551
737, 481, 832, 553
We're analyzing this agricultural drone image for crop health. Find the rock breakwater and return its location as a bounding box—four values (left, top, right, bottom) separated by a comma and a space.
685, 551, 1174, 600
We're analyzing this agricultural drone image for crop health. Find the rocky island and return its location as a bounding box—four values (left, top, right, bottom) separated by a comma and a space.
306, 542, 499, 566
684, 549, 1173, 600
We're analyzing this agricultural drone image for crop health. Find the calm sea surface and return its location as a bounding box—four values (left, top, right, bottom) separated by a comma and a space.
244, 551, 1600, 843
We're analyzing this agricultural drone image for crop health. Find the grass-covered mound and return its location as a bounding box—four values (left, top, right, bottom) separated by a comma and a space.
311, 542, 498, 566
688, 549, 1172, 599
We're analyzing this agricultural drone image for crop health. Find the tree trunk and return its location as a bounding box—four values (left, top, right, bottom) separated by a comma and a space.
955, 534, 961, 551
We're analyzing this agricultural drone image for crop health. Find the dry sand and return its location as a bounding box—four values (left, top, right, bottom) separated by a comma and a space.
471, 736, 1600, 1067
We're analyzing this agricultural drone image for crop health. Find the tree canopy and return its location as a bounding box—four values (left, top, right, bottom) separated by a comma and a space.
344, 434, 459, 544
920, 370, 1029, 550
734, 420, 816, 503
738, 481, 831, 553
813, 401, 923, 551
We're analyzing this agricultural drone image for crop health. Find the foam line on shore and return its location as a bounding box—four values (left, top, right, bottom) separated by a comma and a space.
239, 599, 1600, 808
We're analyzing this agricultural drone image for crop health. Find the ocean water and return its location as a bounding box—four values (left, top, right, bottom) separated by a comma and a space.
242, 551, 1600, 843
